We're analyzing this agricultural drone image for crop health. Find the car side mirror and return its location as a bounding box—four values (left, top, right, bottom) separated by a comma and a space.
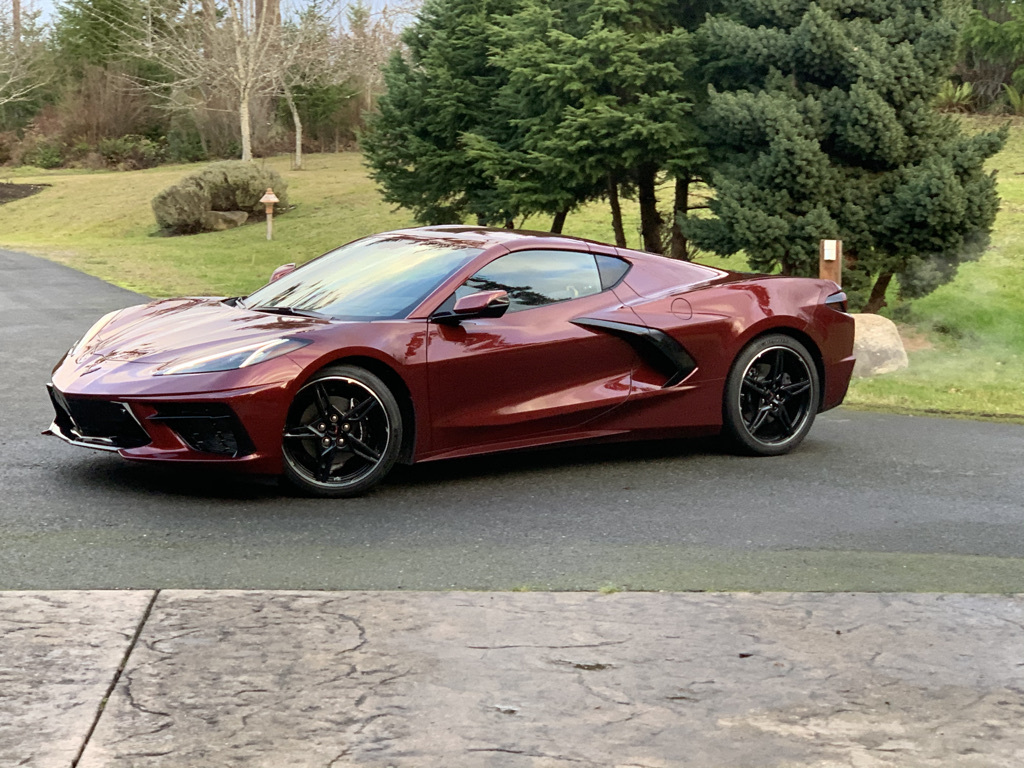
270, 263, 297, 283
433, 290, 510, 324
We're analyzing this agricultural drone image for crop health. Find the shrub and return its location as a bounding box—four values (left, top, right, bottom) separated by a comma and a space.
151, 161, 288, 234
1003, 84, 1024, 116
194, 161, 289, 217
934, 80, 975, 113
151, 179, 212, 235
167, 127, 208, 164
97, 135, 166, 170
22, 138, 66, 169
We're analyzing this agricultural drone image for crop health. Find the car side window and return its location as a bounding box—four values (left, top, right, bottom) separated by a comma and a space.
453, 249, 603, 313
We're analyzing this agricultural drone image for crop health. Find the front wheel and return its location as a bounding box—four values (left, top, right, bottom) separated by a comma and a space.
282, 365, 402, 497
722, 335, 820, 456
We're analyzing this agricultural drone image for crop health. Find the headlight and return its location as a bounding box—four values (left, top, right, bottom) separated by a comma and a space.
157, 338, 312, 375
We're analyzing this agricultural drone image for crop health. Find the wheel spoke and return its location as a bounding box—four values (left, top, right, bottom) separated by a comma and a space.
771, 349, 785, 384
314, 383, 338, 421
781, 380, 811, 397
747, 406, 772, 435
284, 424, 320, 440
743, 377, 772, 399
315, 445, 337, 482
345, 433, 382, 463
775, 404, 794, 432
343, 396, 379, 422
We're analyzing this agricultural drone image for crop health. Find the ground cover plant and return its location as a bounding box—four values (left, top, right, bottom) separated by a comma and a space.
1, 120, 1022, 421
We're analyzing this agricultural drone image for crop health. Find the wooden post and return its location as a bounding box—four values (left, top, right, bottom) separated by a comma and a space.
260, 188, 279, 241
819, 239, 842, 287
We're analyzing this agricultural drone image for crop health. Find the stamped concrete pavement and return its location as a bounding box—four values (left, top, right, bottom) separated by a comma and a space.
3, 590, 1023, 768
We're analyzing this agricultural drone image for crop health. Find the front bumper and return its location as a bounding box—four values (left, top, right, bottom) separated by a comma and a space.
45, 367, 299, 475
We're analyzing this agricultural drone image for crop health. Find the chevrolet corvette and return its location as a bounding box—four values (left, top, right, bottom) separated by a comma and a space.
46, 226, 855, 496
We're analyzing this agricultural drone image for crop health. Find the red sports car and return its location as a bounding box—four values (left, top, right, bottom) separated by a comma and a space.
46, 226, 855, 496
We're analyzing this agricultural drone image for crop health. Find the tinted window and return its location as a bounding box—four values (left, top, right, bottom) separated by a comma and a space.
596, 254, 631, 289
454, 250, 602, 313
243, 236, 482, 321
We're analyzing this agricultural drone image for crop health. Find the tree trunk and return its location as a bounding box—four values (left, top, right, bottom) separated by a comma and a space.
863, 271, 894, 314
637, 164, 664, 254
550, 208, 569, 234
12, 0, 21, 45
239, 92, 253, 161
283, 84, 303, 170
670, 176, 690, 260
504, 219, 515, 230
202, 0, 216, 57
607, 177, 626, 247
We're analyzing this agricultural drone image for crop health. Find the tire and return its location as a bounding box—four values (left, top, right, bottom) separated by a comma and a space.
282, 365, 403, 497
722, 334, 820, 456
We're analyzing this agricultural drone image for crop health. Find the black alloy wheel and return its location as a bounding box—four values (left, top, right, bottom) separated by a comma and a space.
282, 365, 402, 497
723, 334, 820, 456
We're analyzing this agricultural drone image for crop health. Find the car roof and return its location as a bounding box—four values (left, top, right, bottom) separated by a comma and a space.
385, 225, 598, 252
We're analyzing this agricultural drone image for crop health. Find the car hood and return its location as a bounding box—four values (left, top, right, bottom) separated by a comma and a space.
70, 297, 331, 367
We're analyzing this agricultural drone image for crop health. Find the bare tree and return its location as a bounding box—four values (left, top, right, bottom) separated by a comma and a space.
0, 0, 43, 109
125, 0, 282, 160
277, 0, 339, 169
339, 1, 410, 113
114, 0, 417, 161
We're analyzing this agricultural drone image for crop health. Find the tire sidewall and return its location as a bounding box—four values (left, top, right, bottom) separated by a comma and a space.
723, 334, 820, 456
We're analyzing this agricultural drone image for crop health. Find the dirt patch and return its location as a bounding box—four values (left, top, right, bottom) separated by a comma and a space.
0, 182, 49, 206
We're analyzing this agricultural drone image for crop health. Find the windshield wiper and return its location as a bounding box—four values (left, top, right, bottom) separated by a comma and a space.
249, 305, 330, 320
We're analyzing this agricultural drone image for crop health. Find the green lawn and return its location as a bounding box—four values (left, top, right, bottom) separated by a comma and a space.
1, 125, 1022, 420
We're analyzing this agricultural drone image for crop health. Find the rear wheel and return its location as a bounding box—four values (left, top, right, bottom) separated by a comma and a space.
723, 335, 820, 456
282, 365, 402, 497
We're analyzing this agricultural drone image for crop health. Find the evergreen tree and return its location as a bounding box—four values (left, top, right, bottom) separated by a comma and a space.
51, 0, 143, 75
361, 0, 521, 226
691, 0, 1005, 311
467, 0, 706, 253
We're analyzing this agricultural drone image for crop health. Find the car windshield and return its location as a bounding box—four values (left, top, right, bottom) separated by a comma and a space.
242, 236, 483, 321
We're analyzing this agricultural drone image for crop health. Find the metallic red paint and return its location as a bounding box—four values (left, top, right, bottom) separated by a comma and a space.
45, 226, 855, 490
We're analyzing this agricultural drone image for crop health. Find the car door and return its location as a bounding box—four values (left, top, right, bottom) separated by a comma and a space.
424, 248, 638, 455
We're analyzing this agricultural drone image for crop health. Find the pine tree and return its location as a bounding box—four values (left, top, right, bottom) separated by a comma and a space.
361, 0, 521, 226
691, 0, 1006, 311
468, 0, 705, 253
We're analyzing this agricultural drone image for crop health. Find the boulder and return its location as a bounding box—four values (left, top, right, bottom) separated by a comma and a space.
852, 313, 909, 377
201, 210, 249, 232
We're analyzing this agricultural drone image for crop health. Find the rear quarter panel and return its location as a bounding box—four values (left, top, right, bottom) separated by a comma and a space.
604, 272, 853, 433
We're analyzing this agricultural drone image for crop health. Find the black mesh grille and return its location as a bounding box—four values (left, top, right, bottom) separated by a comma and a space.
48, 386, 151, 449
150, 403, 255, 457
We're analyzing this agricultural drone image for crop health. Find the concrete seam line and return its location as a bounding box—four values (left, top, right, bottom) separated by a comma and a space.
71, 589, 161, 768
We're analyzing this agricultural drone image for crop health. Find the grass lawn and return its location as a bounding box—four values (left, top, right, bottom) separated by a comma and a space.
1, 123, 1022, 420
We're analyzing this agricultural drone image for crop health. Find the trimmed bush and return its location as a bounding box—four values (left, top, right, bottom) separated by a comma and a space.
151, 161, 288, 235
151, 179, 212, 235
195, 161, 289, 217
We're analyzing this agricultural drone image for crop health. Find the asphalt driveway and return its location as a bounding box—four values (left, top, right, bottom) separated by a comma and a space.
2, 248, 1022, 591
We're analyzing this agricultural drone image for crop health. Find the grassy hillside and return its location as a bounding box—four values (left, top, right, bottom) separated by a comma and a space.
1, 125, 1022, 420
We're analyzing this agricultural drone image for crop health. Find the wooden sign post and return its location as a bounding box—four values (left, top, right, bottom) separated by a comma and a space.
819, 239, 842, 287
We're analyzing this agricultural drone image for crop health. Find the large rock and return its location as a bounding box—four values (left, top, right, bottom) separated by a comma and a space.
852, 313, 909, 377
201, 210, 248, 232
